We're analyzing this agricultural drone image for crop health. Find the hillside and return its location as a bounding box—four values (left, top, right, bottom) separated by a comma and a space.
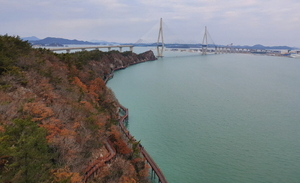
21, 36, 41, 41
232, 44, 296, 50
0, 35, 156, 183
29, 37, 98, 46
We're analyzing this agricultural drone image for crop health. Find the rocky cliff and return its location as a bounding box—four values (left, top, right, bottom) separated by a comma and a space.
82, 50, 156, 82
0, 35, 155, 183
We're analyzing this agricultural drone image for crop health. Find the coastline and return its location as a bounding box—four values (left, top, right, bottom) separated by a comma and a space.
104, 50, 157, 84
0, 36, 160, 182
104, 53, 168, 183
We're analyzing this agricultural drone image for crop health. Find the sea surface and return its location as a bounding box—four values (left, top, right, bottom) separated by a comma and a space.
107, 48, 300, 183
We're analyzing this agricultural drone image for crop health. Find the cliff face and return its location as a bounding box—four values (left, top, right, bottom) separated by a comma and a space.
83, 50, 156, 82
0, 35, 155, 183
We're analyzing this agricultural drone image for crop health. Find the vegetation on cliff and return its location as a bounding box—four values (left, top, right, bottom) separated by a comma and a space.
0, 35, 155, 183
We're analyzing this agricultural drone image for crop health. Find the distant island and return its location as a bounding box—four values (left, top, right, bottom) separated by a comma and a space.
232, 44, 297, 50
21, 37, 119, 46
25, 37, 99, 46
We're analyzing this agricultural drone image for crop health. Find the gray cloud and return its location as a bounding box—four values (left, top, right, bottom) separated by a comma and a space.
1, 0, 300, 47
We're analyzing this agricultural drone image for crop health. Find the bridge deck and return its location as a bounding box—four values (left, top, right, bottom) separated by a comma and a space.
48, 45, 134, 52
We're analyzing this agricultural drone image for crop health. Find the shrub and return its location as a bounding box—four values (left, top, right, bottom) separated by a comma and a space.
0, 35, 31, 74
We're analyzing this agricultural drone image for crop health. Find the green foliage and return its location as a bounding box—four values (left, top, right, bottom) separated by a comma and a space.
131, 140, 141, 157
0, 79, 11, 91
38, 67, 62, 85
57, 50, 104, 70
85, 116, 99, 132
0, 35, 32, 75
36, 47, 52, 55
107, 50, 120, 54
0, 119, 55, 183
26, 98, 35, 103
121, 51, 132, 57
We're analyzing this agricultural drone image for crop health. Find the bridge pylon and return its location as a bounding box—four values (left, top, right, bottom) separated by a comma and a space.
202, 26, 208, 55
157, 18, 164, 57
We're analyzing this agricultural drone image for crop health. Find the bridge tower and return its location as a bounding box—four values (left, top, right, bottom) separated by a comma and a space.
157, 18, 164, 57
202, 26, 208, 55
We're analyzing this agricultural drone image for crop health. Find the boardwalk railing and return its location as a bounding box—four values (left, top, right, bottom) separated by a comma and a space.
103, 54, 167, 182
118, 105, 168, 183
83, 139, 116, 183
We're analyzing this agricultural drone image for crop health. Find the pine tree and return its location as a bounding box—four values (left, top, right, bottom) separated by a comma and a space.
0, 119, 55, 183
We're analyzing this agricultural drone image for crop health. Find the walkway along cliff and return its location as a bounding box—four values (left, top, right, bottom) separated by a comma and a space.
104, 55, 168, 183
81, 49, 168, 182
83, 139, 116, 182
118, 105, 168, 183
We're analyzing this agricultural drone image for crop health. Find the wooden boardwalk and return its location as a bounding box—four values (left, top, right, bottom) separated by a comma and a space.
103, 55, 167, 182
118, 105, 168, 183
82, 105, 168, 183
82, 140, 116, 183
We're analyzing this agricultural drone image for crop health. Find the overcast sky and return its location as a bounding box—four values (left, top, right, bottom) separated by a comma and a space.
1, 0, 300, 47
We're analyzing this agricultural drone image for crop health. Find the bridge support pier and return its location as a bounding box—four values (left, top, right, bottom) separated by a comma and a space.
119, 47, 122, 52
108, 47, 111, 51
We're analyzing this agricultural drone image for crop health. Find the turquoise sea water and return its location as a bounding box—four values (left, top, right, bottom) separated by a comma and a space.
107, 50, 300, 183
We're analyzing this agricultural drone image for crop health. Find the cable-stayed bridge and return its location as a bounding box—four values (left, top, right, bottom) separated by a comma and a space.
48, 18, 279, 57
152, 19, 269, 57
136, 18, 278, 57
